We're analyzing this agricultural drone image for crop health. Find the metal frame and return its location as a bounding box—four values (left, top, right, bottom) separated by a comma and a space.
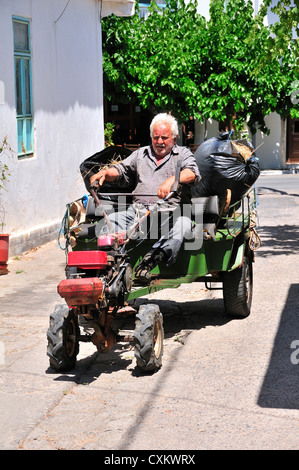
123, 187, 258, 301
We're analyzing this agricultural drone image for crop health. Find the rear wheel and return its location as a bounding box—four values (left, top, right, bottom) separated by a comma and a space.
134, 304, 164, 372
222, 250, 253, 318
47, 304, 80, 371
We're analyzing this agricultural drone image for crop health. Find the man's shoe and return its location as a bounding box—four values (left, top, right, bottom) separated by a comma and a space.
135, 249, 165, 283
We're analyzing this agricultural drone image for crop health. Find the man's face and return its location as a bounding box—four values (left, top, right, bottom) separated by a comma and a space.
152, 123, 177, 159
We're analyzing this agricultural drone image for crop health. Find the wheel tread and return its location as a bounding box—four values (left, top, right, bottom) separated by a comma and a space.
134, 304, 164, 372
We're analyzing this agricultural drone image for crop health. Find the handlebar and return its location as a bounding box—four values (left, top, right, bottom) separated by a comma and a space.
90, 183, 177, 244
89, 182, 176, 202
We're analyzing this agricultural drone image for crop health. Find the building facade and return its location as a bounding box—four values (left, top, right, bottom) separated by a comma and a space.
0, 0, 135, 256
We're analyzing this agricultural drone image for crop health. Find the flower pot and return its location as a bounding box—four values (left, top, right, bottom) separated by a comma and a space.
0, 234, 9, 275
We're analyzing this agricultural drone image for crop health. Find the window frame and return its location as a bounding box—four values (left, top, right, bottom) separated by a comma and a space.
12, 16, 34, 158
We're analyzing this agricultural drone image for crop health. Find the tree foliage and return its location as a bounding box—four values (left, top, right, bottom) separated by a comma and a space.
102, 0, 299, 134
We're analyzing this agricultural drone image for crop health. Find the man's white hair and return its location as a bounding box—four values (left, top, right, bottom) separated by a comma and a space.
150, 113, 179, 139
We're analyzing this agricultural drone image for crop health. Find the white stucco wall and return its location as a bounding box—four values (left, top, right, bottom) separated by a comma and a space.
102, 0, 135, 16
252, 114, 284, 170
0, 0, 105, 254
193, 115, 285, 170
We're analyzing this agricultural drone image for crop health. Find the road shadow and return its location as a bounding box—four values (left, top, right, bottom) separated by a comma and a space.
47, 295, 232, 382
258, 283, 299, 410
140, 297, 229, 337
117, 296, 230, 340
256, 224, 299, 257
257, 186, 299, 198
47, 346, 134, 384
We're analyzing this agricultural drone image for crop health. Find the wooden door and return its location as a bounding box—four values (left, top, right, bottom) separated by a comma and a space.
287, 117, 299, 163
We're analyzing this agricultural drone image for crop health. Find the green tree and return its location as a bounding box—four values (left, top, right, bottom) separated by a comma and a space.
205, 0, 299, 133
102, 0, 206, 119
102, 0, 299, 134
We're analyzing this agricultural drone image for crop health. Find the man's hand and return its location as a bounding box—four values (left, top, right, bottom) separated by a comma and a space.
157, 169, 196, 199
90, 169, 107, 187
157, 176, 176, 199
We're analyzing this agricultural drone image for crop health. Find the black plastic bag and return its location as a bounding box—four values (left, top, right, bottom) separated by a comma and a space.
80, 146, 133, 196
192, 136, 260, 204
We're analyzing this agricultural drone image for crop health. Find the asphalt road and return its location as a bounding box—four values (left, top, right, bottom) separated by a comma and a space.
0, 172, 299, 451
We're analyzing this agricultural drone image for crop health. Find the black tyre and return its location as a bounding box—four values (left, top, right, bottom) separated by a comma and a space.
47, 304, 80, 371
134, 304, 164, 372
222, 251, 253, 318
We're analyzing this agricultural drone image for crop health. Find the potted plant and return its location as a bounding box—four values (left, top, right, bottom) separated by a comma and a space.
0, 136, 12, 275
104, 122, 115, 147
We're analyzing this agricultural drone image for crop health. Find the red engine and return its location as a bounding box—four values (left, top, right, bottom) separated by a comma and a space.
58, 276, 104, 307
57, 232, 130, 307
57, 249, 108, 307
67, 250, 108, 270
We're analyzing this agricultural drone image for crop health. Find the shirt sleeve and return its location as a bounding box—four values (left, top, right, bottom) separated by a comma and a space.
179, 147, 201, 183
110, 151, 138, 188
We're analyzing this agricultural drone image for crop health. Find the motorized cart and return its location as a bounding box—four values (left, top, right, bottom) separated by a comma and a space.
47, 143, 260, 373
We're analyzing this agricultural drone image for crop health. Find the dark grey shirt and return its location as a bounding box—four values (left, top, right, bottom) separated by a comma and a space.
112, 144, 201, 208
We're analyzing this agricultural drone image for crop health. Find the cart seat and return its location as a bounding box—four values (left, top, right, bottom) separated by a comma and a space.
85, 196, 116, 220
191, 195, 220, 241
191, 195, 219, 221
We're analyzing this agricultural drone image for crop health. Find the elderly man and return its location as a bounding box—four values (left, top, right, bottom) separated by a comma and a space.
90, 113, 200, 281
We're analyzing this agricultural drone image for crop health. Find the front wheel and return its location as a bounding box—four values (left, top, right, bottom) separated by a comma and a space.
134, 304, 164, 372
222, 250, 253, 318
47, 304, 80, 371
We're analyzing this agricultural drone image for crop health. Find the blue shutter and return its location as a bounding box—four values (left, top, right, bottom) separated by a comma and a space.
13, 17, 33, 157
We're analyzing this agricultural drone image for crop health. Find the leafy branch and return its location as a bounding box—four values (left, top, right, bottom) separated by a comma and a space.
102, 0, 299, 134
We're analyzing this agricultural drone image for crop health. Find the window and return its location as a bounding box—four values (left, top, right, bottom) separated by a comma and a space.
138, 1, 166, 19
13, 17, 33, 157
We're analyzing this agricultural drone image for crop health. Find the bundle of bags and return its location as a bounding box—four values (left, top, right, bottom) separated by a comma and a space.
192, 134, 260, 205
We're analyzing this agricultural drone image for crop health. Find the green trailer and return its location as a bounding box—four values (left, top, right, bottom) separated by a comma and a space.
127, 188, 259, 316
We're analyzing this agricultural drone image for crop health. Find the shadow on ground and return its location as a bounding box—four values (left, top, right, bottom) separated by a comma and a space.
258, 283, 299, 410
257, 186, 299, 198
256, 224, 299, 257
47, 296, 231, 382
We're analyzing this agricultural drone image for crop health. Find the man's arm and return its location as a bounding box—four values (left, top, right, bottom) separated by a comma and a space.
90, 151, 139, 188
157, 168, 196, 199
90, 167, 120, 187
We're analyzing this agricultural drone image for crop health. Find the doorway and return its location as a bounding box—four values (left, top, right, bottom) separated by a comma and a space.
104, 99, 153, 147
287, 116, 299, 163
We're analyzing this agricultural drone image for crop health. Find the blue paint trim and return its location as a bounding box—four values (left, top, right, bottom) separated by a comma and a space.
12, 16, 33, 157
